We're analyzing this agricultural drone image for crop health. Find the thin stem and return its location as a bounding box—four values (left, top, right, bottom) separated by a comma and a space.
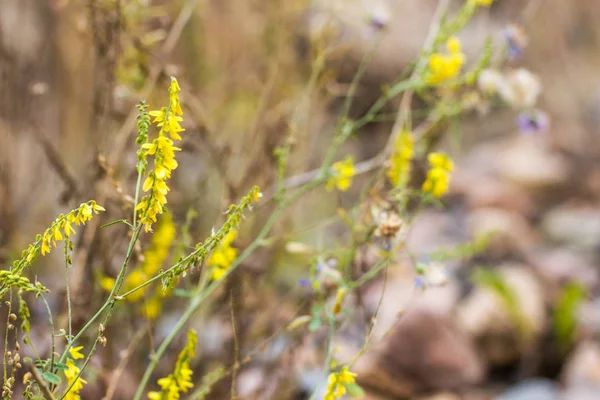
350, 265, 388, 368
229, 291, 239, 400
3, 292, 11, 383
277, 52, 327, 194
132, 165, 143, 230
64, 242, 72, 340
132, 294, 199, 400
39, 295, 55, 377
341, 34, 383, 120
28, 361, 57, 400
349, 259, 390, 289
58, 226, 142, 399
58, 225, 142, 365
133, 179, 324, 399
319, 36, 383, 179
308, 312, 336, 400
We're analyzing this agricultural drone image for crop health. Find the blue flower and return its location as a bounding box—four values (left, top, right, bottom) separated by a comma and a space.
517, 110, 549, 134
299, 278, 311, 288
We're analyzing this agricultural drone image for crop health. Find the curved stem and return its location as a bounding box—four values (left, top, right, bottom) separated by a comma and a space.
133, 179, 324, 399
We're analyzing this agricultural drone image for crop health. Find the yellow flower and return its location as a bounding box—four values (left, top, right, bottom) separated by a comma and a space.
142, 297, 163, 320
333, 288, 347, 315
148, 330, 196, 400
327, 156, 355, 192
422, 152, 454, 198
427, 37, 466, 85
471, 0, 494, 6
324, 366, 358, 400
63, 346, 87, 400
69, 346, 85, 360
101, 215, 175, 308
387, 130, 414, 187
21, 201, 105, 260
137, 77, 184, 232
207, 231, 238, 281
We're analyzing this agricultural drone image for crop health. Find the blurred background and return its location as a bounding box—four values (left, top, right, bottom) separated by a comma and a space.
1, 0, 600, 399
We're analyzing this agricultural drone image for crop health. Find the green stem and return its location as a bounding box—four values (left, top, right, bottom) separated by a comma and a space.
133, 179, 324, 399
64, 243, 72, 340
308, 312, 336, 400
58, 226, 142, 399
349, 259, 390, 289
132, 165, 144, 230
58, 225, 142, 365
39, 295, 56, 375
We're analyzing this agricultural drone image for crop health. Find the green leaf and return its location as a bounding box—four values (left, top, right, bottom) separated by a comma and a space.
472, 267, 531, 339
345, 382, 365, 397
308, 317, 322, 332
553, 282, 586, 353
42, 371, 62, 385
53, 362, 69, 371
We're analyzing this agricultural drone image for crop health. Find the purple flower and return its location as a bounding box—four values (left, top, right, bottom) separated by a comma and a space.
369, 4, 390, 31
415, 276, 425, 289
517, 110, 549, 134
299, 278, 311, 288
504, 25, 528, 61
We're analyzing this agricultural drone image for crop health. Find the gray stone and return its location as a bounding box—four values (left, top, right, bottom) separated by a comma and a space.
495, 379, 559, 400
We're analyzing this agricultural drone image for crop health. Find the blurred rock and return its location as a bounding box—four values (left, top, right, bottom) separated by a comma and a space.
578, 299, 600, 336
498, 138, 569, 191
527, 248, 598, 290
415, 393, 462, 400
542, 207, 600, 251
361, 266, 461, 339
562, 341, 600, 388
467, 208, 538, 256
361, 392, 395, 400
495, 379, 559, 400
453, 171, 534, 216
406, 210, 464, 255
355, 308, 484, 398
237, 367, 265, 398
457, 265, 546, 366
561, 385, 600, 400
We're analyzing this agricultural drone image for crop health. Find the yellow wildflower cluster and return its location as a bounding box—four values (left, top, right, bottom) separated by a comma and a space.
136, 77, 184, 232
148, 329, 197, 400
422, 152, 454, 198
332, 288, 347, 315
101, 214, 175, 318
427, 37, 465, 85
327, 156, 355, 192
12, 201, 105, 275
207, 230, 238, 281
63, 346, 87, 400
470, 0, 494, 6
386, 130, 414, 187
324, 366, 358, 400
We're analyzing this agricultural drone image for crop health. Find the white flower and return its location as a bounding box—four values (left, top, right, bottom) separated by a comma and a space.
498, 68, 542, 109
478, 69, 505, 95
417, 262, 449, 288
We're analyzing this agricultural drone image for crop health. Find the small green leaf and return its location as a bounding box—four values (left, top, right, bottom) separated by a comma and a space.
553, 282, 586, 353
53, 362, 69, 371
308, 317, 322, 332
35, 359, 48, 367
345, 382, 365, 397
42, 371, 62, 385
100, 219, 131, 229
